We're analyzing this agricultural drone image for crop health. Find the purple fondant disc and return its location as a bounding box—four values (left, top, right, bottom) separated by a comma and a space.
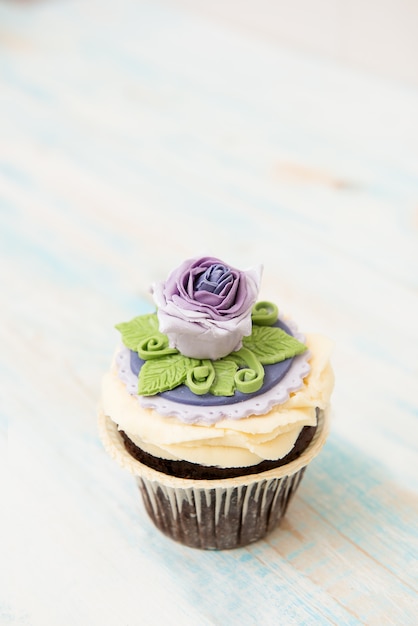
129, 320, 297, 406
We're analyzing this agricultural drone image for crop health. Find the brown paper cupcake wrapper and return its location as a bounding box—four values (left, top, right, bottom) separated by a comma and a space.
98, 409, 329, 549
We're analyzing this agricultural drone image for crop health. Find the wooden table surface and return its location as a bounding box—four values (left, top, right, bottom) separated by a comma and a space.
2, 1, 417, 624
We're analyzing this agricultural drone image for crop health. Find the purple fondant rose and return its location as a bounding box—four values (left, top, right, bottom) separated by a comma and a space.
152, 256, 262, 359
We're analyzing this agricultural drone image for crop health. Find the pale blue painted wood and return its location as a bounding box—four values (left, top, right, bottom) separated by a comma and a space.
2, 1, 418, 624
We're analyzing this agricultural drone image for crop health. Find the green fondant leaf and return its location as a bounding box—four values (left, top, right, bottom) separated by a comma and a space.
115, 314, 166, 352
225, 352, 247, 368
138, 354, 200, 396
242, 326, 307, 364
209, 359, 239, 396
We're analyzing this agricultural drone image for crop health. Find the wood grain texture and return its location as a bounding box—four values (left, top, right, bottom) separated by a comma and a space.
2, 1, 417, 624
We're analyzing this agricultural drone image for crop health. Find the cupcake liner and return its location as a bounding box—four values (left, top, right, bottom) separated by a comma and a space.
98, 409, 329, 550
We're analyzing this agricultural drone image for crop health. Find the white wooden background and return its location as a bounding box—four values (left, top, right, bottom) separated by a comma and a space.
2, 1, 418, 624
169, 0, 418, 87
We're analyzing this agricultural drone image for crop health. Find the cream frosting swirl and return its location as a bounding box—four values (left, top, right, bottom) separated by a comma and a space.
101, 333, 334, 468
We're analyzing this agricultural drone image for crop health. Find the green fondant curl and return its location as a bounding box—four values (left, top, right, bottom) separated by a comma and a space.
186, 360, 216, 395
137, 336, 178, 360
230, 347, 264, 393
251, 301, 278, 326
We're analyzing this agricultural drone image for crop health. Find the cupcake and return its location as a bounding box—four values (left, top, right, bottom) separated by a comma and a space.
99, 256, 334, 549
